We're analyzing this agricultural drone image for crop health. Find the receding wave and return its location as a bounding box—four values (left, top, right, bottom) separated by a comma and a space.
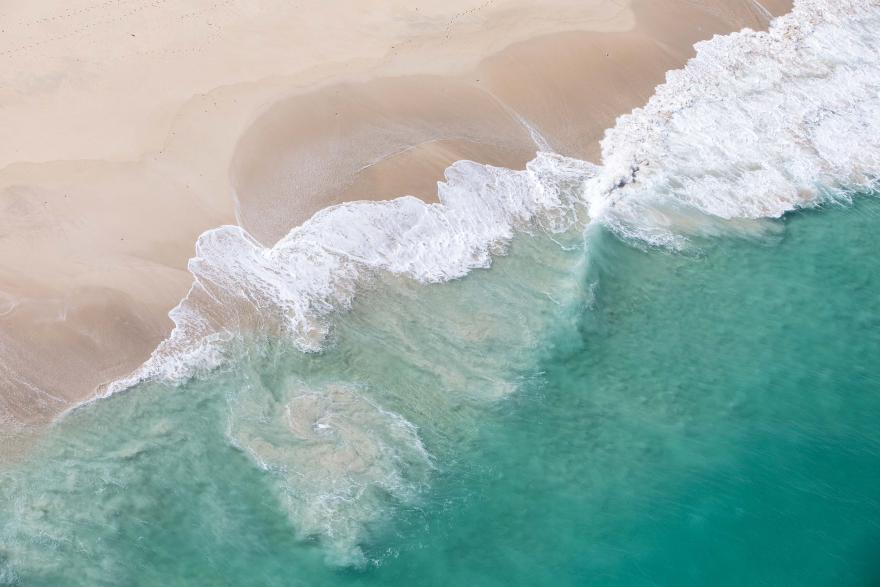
228, 381, 434, 566
90, 0, 879, 567
106, 0, 879, 397
101, 153, 595, 396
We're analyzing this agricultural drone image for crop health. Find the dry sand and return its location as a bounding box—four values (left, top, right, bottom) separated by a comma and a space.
0, 0, 792, 434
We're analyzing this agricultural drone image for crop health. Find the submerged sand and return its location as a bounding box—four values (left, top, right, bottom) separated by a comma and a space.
0, 0, 792, 434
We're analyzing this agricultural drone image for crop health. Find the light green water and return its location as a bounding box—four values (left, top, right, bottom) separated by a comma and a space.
2, 196, 879, 585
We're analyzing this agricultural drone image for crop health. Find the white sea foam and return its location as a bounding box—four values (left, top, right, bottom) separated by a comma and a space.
96, 0, 880, 567
102, 152, 595, 396
106, 0, 880, 396
590, 0, 880, 247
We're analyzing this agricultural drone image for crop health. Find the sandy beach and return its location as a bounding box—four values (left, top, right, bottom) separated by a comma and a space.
0, 0, 792, 433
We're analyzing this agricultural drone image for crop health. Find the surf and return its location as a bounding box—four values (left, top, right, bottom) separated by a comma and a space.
31, 0, 880, 571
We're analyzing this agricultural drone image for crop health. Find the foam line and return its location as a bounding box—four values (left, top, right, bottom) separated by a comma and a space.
98, 0, 880, 400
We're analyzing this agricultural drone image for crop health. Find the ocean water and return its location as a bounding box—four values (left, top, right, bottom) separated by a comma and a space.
3, 0, 880, 584
3, 192, 880, 586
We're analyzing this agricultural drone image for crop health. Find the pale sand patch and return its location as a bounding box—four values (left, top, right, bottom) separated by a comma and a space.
230, 76, 539, 244
233, 0, 794, 244
0, 0, 792, 434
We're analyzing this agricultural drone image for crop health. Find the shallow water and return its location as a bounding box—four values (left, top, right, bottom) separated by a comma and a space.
4, 1, 880, 583
2, 196, 879, 585
374, 198, 880, 586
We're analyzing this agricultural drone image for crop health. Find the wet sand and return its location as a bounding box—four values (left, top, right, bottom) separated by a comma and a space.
0, 0, 791, 432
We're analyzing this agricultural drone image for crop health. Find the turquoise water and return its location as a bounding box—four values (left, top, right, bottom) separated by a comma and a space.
2, 196, 880, 585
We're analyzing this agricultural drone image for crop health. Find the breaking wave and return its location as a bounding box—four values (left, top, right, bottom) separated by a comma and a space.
87, 0, 880, 567
107, 0, 880, 396
590, 0, 880, 247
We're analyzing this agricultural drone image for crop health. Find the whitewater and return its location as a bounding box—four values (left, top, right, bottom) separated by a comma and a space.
3, 0, 880, 582
99, 0, 880, 565
107, 0, 879, 396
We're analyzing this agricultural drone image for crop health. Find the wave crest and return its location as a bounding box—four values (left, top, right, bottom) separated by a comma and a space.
92, 0, 880, 567
591, 0, 880, 246
102, 152, 595, 394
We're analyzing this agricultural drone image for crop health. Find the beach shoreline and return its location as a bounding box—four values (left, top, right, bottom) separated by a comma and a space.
0, 0, 791, 436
